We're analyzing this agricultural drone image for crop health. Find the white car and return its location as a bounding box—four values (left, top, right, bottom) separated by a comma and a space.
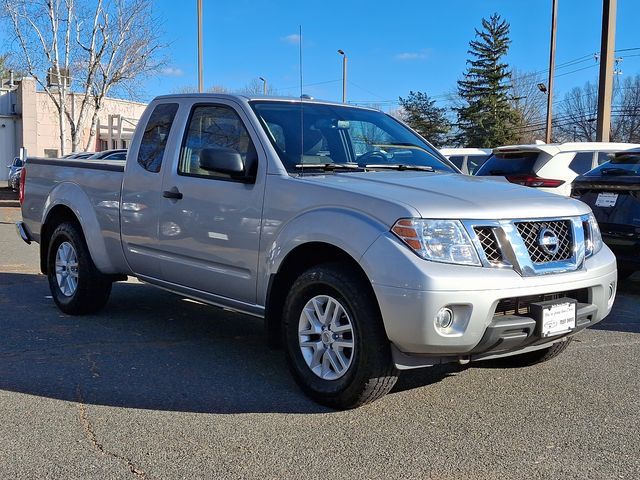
475, 142, 640, 196
439, 147, 492, 175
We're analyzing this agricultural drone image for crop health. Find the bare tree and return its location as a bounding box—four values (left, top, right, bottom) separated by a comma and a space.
173, 85, 230, 94
554, 76, 640, 143
554, 82, 598, 142
614, 75, 640, 143
510, 70, 546, 143
238, 78, 277, 96
3, 0, 165, 154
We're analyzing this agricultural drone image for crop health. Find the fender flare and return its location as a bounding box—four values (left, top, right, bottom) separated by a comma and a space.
259, 206, 389, 307
41, 182, 118, 274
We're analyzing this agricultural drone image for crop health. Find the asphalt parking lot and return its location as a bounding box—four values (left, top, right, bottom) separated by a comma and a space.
0, 189, 639, 479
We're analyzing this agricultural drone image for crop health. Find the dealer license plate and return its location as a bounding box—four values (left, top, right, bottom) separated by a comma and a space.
595, 192, 618, 207
542, 302, 576, 337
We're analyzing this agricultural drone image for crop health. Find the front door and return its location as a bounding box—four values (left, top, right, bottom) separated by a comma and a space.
157, 101, 266, 305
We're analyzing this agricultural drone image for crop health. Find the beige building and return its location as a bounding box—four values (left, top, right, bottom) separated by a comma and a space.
1, 77, 147, 181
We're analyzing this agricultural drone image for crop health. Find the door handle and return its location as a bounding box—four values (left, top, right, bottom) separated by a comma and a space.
163, 188, 183, 200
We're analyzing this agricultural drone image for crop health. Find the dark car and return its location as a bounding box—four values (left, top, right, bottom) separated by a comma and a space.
572, 150, 640, 279
87, 149, 127, 160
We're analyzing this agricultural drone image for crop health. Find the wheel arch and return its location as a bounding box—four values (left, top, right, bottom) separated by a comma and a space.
40, 204, 82, 274
40, 184, 116, 276
264, 241, 383, 349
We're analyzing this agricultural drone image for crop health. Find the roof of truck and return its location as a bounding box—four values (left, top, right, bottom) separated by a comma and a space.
154, 93, 380, 111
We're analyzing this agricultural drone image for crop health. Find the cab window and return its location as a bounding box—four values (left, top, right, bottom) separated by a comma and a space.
178, 104, 257, 180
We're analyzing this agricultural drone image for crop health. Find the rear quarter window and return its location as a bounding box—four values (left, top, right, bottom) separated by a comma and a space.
448, 155, 464, 169
137, 103, 179, 173
569, 151, 595, 174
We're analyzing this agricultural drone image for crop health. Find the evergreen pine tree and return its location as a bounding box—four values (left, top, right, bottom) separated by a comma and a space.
398, 91, 451, 147
456, 13, 520, 147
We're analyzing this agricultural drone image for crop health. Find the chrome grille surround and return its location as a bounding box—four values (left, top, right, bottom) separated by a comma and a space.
463, 215, 588, 277
473, 227, 504, 265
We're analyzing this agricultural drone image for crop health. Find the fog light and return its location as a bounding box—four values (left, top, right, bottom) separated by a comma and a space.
435, 307, 454, 329
608, 283, 615, 299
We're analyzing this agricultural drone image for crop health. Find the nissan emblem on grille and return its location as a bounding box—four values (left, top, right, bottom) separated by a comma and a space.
538, 228, 560, 255
515, 220, 573, 264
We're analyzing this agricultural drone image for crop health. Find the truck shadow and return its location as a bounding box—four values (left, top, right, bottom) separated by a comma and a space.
0, 272, 451, 414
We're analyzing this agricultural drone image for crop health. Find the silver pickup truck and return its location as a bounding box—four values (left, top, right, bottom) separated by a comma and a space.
17, 94, 618, 409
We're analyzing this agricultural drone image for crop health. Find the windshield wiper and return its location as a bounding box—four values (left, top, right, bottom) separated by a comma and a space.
294, 163, 362, 172
365, 164, 434, 172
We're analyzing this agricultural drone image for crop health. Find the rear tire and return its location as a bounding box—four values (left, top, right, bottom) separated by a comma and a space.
47, 222, 112, 315
490, 338, 572, 367
283, 263, 398, 409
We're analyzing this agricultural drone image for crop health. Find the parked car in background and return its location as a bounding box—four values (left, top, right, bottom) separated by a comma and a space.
6, 157, 23, 191
475, 142, 640, 196
87, 149, 127, 160
572, 149, 640, 279
439, 148, 492, 175
16, 94, 618, 409
64, 152, 95, 159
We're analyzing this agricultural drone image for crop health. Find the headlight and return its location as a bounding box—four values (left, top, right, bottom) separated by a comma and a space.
391, 219, 481, 266
585, 213, 603, 257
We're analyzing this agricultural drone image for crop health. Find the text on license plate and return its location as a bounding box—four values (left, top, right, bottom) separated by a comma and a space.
542, 302, 576, 337
595, 192, 618, 207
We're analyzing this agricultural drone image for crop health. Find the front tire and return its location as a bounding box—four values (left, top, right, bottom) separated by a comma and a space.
47, 222, 112, 315
283, 263, 398, 409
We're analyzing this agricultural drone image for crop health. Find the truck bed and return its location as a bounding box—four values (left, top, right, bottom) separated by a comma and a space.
21, 157, 129, 274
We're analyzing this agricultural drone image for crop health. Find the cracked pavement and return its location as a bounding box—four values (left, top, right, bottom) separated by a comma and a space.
0, 196, 639, 479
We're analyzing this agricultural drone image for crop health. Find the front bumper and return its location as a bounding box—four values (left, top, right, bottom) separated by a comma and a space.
360, 233, 618, 365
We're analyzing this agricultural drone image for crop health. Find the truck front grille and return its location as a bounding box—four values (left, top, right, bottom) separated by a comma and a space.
474, 227, 504, 264
514, 220, 573, 263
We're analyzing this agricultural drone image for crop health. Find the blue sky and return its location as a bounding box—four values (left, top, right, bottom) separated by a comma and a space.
5, 0, 640, 109
144, 0, 640, 109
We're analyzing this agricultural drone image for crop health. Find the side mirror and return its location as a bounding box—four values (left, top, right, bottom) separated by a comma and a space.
199, 147, 253, 181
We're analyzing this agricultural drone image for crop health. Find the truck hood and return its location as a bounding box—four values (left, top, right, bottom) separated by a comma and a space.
299, 171, 591, 220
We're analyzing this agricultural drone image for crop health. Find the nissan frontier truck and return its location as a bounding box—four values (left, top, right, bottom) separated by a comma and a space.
16, 94, 618, 409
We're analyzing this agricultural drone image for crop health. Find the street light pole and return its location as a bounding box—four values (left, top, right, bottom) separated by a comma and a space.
197, 0, 203, 93
259, 77, 267, 95
545, 0, 558, 143
596, 0, 617, 142
338, 49, 347, 103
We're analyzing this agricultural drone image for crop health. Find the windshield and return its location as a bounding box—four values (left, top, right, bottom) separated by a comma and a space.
475, 151, 540, 176
586, 152, 640, 176
250, 101, 455, 174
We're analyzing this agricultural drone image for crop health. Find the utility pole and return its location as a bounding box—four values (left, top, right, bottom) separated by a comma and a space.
197, 0, 203, 93
545, 0, 558, 143
259, 76, 267, 95
338, 50, 347, 103
596, 0, 617, 142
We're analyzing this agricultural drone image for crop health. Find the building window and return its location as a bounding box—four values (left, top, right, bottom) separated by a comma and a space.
44, 149, 58, 158
99, 140, 108, 151
121, 140, 127, 149
112, 140, 118, 150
